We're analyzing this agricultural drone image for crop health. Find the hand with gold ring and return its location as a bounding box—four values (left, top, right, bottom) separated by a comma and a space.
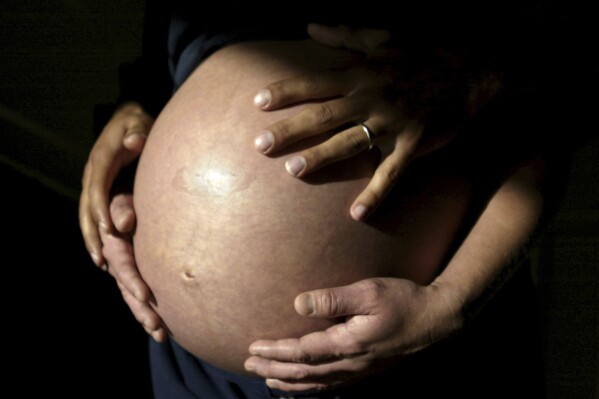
254, 23, 502, 220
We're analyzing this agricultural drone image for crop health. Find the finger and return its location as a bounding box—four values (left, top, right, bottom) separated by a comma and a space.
80, 206, 104, 267
284, 124, 373, 178
255, 97, 366, 155
123, 117, 151, 152
118, 281, 162, 332
88, 147, 123, 235
101, 231, 150, 303
349, 152, 409, 221
350, 128, 422, 221
307, 24, 390, 54
110, 193, 136, 234
266, 378, 327, 393
80, 164, 105, 267
245, 355, 361, 384
118, 283, 166, 342
249, 322, 370, 364
253, 69, 352, 111
149, 328, 168, 343
123, 131, 147, 153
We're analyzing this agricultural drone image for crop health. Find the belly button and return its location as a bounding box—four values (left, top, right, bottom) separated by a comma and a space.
183, 270, 196, 280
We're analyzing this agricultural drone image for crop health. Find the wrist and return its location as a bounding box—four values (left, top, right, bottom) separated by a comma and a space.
425, 280, 467, 337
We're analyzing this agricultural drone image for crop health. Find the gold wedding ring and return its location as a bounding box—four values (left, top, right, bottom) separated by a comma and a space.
360, 123, 375, 150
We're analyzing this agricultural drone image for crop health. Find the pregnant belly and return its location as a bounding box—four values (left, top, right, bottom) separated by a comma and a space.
133, 40, 474, 374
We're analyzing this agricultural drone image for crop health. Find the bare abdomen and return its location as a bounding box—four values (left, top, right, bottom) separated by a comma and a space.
133, 40, 473, 374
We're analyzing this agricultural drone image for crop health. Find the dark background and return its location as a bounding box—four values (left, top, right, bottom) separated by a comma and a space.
1, 1, 597, 397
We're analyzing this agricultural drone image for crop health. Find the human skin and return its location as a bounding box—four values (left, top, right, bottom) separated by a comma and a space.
79, 103, 152, 269
245, 156, 547, 390
79, 26, 500, 342
132, 40, 490, 375
240, 28, 549, 391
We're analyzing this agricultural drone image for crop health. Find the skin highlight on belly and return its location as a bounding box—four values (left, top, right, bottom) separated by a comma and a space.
133, 40, 475, 374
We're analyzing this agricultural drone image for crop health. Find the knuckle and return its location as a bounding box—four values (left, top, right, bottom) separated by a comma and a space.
290, 346, 311, 363
302, 146, 325, 168
291, 349, 308, 363
276, 121, 291, 138
312, 383, 328, 392
302, 74, 321, 93
267, 81, 284, 98
312, 103, 335, 125
360, 278, 387, 304
271, 120, 291, 143
340, 340, 367, 358
380, 165, 401, 185
290, 367, 309, 380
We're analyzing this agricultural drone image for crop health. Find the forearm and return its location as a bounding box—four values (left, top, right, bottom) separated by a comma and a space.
432, 156, 547, 322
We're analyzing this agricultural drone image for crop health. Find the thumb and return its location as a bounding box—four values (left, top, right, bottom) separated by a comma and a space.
123, 114, 153, 153
294, 279, 381, 318
307, 23, 390, 54
110, 193, 136, 233
123, 126, 148, 153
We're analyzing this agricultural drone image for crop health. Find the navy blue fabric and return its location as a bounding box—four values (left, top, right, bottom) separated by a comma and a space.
167, 14, 241, 91
150, 338, 346, 399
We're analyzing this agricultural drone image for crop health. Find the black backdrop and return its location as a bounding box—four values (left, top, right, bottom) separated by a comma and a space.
1, 1, 597, 397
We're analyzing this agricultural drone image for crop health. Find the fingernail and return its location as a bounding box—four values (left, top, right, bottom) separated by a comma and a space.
296, 293, 315, 315
254, 131, 274, 153
285, 156, 306, 177
265, 379, 277, 389
124, 132, 142, 145
254, 89, 271, 108
249, 344, 262, 355
351, 204, 368, 221
151, 331, 162, 342
244, 360, 255, 371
